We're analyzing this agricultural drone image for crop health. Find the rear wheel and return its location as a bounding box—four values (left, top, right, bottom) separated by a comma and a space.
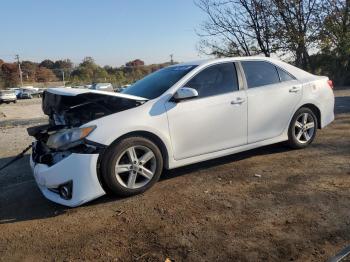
288, 107, 317, 149
101, 136, 163, 197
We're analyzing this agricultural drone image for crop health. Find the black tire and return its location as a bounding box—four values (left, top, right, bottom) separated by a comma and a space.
101, 136, 163, 197
288, 107, 318, 149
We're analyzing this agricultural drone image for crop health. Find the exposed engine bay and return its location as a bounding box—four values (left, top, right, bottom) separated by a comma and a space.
42, 90, 145, 128
27, 89, 147, 166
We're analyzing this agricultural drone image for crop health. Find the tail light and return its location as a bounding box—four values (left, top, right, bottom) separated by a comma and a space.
327, 80, 334, 89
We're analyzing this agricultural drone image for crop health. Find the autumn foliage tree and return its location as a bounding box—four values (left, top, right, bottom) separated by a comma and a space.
36, 67, 58, 82
1, 63, 19, 87
21, 61, 37, 82
0, 56, 172, 89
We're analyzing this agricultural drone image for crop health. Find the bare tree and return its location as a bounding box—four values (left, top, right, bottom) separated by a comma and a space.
196, 0, 277, 57
196, 0, 326, 70
271, 0, 323, 69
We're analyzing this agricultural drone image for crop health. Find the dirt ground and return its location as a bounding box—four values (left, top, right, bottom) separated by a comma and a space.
0, 98, 44, 120
0, 89, 349, 261
0, 98, 46, 128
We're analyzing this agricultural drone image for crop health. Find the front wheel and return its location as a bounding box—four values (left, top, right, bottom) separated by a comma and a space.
288, 107, 317, 149
101, 136, 163, 197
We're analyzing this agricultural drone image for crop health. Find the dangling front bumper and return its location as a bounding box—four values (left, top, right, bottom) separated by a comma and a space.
30, 144, 106, 207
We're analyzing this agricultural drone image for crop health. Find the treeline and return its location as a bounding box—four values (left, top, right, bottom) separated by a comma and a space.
197, 0, 350, 85
0, 57, 171, 89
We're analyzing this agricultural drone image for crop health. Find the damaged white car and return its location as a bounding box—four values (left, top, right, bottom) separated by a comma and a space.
28, 57, 335, 207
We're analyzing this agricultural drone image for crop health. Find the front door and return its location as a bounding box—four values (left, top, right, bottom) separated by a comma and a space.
165, 62, 247, 160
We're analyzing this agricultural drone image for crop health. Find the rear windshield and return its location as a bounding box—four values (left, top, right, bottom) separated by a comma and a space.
122, 65, 197, 99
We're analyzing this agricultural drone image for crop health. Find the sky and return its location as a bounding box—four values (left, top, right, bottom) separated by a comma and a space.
0, 0, 208, 67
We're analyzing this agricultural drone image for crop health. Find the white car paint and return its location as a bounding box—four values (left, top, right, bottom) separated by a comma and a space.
165, 90, 248, 159
30, 57, 335, 207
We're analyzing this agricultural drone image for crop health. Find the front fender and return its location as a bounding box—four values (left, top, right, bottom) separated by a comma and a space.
82, 101, 174, 165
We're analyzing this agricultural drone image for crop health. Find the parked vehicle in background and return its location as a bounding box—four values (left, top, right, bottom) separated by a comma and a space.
28, 57, 334, 207
89, 83, 114, 92
0, 90, 17, 103
18, 91, 33, 99
17, 88, 43, 99
72, 85, 87, 89
116, 84, 131, 92
7, 88, 21, 97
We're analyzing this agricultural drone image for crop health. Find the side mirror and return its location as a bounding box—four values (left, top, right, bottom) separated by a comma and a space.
173, 87, 198, 102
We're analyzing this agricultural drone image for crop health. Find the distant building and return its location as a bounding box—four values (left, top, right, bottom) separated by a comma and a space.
126, 59, 144, 67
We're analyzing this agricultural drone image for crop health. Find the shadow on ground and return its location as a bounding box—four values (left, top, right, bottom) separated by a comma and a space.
0, 143, 291, 224
335, 96, 350, 114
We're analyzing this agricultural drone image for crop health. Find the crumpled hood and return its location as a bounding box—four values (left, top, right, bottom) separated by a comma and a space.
46, 87, 147, 101
42, 88, 147, 127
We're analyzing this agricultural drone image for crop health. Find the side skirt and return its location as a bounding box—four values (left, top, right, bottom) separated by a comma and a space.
168, 133, 288, 169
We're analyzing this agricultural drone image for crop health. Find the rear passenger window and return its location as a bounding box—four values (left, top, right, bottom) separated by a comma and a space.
242, 61, 280, 88
277, 67, 295, 82
185, 63, 238, 98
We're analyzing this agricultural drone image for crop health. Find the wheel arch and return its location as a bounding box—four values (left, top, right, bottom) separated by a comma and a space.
96, 130, 170, 194
98, 130, 170, 169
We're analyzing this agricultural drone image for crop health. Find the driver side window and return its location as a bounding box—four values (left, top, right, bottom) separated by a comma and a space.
185, 63, 238, 99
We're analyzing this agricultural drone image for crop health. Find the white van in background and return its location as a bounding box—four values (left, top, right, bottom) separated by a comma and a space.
89, 83, 114, 92
0, 90, 17, 104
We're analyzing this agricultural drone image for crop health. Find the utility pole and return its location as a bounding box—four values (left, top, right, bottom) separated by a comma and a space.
170, 54, 174, 65
15, 54, 23, 87
61, 69, 65, 86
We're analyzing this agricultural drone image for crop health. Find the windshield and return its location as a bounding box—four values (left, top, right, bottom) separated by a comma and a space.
122, 65, 197, 99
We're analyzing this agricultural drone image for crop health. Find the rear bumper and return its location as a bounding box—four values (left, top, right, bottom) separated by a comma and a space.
30, 152, 105, 207
0, 98, 16, 102
320, 95, 335, 128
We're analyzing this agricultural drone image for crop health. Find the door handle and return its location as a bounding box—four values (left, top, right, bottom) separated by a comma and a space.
289, 86, 301, 93
231, 97, 245, 105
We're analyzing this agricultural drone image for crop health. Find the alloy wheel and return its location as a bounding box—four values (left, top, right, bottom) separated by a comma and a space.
114, 145, 157, 189
293, 112, 315, 144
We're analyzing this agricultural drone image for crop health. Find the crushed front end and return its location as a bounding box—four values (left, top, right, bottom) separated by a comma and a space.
27, 88, 146, 206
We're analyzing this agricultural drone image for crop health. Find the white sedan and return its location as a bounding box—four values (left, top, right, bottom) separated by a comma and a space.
28, 57, 334, 207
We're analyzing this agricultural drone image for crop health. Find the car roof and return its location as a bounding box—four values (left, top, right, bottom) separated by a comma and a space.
173, 56, 277, 66
172, 56, 314, 80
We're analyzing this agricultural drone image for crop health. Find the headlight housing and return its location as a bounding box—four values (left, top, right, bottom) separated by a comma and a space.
46, 126, 96, 150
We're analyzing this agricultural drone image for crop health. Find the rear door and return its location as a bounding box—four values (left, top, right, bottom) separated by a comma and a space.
241, 61, 302, 143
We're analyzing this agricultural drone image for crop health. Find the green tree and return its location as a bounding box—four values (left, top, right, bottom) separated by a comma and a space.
317, 0, 350, 85
39, 59, 55, 69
